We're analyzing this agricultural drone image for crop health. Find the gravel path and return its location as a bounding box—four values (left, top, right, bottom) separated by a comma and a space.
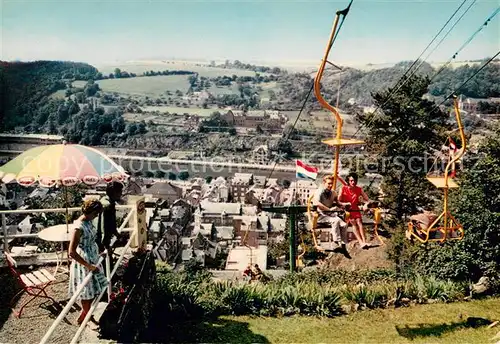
0, 266, 105, 344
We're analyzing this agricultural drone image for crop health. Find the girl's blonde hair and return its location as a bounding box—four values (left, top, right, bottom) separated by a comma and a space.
81, 199, 103, 215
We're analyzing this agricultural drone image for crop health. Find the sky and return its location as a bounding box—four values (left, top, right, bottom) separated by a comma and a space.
1, 0, 499, 67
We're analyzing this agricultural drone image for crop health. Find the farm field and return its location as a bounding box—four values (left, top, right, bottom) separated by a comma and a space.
91, 75, 191, 96
208, 84, 240, 96
123, 112, 184, 126
49, 89, 66, 100
258, 81, 280, 99
142, 106, 218, 117
95, 60, 263, 77
73, 77, 279, 101
283, 109, 359, 135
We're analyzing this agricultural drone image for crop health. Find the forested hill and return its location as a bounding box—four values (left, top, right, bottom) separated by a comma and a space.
0, 61, 100, 131
0, 61, 127, 145
1, 59, 498, 139
278, 60, 500, 108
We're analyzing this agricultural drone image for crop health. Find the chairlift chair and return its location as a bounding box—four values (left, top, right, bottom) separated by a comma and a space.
406, 96, 466, 243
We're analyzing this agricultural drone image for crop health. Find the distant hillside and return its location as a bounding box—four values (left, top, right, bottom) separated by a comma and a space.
275, 60, 500, 108
0, 61, 100, 131
0, 61, 129, 146
1, 58, 498, 140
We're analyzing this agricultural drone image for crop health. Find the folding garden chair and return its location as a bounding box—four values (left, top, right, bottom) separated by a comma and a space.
4, 251, 57, 318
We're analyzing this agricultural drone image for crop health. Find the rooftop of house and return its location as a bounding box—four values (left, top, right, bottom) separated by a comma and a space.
216, 226, 234, 240
232, 173, 253, 184
225, 245, 268, 271
146, 182, 183, 196
198, 200, 241, 215
150, 220, 162, 232
270, 218, 287, 232
193, 224, 212, 236
242, 205, 259, 216
290, 180, 319, 189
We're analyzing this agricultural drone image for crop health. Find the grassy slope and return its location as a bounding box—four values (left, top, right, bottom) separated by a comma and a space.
164, 297, 500, 343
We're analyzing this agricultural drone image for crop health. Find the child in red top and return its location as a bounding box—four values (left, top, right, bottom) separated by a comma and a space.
339, 173, 370, 249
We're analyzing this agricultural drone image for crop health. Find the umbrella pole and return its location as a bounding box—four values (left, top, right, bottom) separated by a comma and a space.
64, 186, 70, 234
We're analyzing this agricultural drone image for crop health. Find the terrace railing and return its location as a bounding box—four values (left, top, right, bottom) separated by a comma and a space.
0, 195, 148, 344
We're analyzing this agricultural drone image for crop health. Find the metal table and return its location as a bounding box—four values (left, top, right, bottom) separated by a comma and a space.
38, 224, 75, 276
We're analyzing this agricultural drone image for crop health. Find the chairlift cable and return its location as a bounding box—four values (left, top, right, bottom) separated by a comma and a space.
264, 0, 354, 185
351, 0, 474, 139
430, 5, 500, 82
362, 51, 500, 207
362, 0, 478, 132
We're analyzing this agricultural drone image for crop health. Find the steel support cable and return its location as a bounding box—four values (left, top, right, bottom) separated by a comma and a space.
363, 51, 500, 198
431, 5, 500, 82
363, 0, 478, 128
351, 0, 473, 139
354, 7, 498, 146
264, 0, 353, 185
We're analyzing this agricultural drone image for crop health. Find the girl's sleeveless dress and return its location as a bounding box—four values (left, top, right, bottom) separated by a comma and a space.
68, 219, 108, 300
341, 185, 362, 219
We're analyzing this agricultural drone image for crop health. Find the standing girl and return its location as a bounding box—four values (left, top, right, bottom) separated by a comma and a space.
68, 199, 108, 324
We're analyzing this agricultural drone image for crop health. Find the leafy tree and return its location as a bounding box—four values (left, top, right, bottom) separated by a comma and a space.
356, 74, 449, 219
168, 172, 177, 180
155, 170, 166, 178
137, 120, 147, 134
178, 171, 189, 181
205, 176, 213, 184
127, 123, 138, 136
84, 80, 99, 97
144, 171, 154, 178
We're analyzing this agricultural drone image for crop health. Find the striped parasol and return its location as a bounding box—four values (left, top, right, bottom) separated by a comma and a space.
0, 143, 128, 187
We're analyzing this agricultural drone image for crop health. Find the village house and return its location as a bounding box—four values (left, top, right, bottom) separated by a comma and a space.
202, 176, 229, 202
152, 199, 192, 263
194, 200, 242, 230
223, 110, 287, 129
144, 181, 183, 205
458, 96, 500, 115
182, 90, 213, 106
231, 173, 253, 203
268, 217, 287, 244
233, 214, 269, 248
252, 145, 271, 165
285, 180, 319, 205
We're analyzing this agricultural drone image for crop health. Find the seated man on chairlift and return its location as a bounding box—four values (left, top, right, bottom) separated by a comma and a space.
312, 175, 351, 257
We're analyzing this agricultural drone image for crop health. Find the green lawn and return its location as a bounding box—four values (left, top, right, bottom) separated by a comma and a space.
163, 298, 500, 343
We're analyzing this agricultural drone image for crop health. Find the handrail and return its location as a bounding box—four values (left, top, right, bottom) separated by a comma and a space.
40, 207, 137, 344
40, 254, 106, 344
0, 204, 134, 215
1, 205, 135, 254
70, 231, 137, 344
